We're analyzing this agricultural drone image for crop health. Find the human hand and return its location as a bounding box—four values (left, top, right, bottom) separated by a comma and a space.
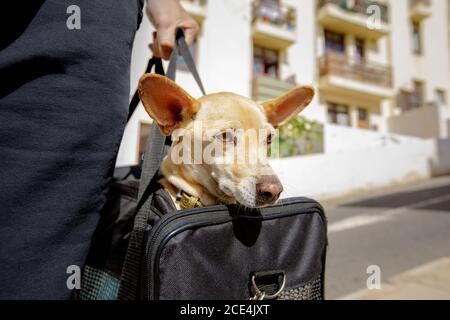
146, 0, 200, 60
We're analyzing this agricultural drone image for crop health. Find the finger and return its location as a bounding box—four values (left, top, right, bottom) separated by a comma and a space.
150, 39, 161, 57
156, 26, 176, 60
150, 42, 160, 57
183, 24, 199, 46
149, 32, 161, 57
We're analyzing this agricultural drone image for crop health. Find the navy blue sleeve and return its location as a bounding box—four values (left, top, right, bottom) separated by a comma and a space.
0, 0, 144, 299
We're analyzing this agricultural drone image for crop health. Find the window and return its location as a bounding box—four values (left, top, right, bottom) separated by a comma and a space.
286, 7, 296, 30
355, 38, 365, 62
357, 107, 369, 129
256, 0, 282, 24
398, 89, 412, 112
324, 30, 345, 54
398, 82, 426, 112
412, 21, 423, 54
253, 45, 280, 78
435, 89, 447, 106
327, 102, 350, 126
413, 80, 425, 107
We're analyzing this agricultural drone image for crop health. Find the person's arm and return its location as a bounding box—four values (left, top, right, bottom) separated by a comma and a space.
146, 0, 199, 60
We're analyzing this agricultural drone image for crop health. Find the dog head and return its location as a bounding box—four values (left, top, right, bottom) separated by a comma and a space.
139, 74, 314, 208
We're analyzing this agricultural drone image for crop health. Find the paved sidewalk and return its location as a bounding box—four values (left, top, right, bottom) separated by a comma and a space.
340, 256, 450, 300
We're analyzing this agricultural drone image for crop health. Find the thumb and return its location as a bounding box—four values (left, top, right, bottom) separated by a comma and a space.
183, 26, 198, 47
156, 26, 176, 60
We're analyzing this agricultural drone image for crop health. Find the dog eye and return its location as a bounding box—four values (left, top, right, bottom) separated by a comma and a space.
216, 131, 236, 144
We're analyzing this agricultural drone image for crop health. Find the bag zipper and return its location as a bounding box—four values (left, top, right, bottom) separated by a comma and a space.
141, 197, 326, 300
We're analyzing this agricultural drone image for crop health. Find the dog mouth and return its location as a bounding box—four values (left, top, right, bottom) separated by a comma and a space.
216, 176, 283, 209
236, 195, 281, 209
236, 201, 278, 209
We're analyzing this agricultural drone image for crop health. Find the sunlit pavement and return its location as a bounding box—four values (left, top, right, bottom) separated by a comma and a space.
340, 256, 450, 300
321, 176, 450, 300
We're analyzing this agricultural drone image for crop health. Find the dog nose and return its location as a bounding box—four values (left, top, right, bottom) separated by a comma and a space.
256, 177, 283, 206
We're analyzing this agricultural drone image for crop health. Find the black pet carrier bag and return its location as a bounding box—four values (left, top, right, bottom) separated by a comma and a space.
79, 30, 328, 300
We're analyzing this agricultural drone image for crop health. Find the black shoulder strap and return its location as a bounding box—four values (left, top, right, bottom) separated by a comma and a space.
118, 28, 205, 300
127, 57, 164, 122
167, 29, 206, 95
137, 28, 205, 204
127, 28, 205, 122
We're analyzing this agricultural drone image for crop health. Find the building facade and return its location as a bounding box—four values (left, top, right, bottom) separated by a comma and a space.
117, 0, 450, 167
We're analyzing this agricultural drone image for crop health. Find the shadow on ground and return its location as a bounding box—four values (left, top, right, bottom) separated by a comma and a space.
341, 184, 450, 212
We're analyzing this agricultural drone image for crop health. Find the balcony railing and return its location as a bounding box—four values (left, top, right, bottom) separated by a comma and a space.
397, 91, 423, 112
252, 74, 296, 101
319, 52, 392, 88
318, 0, 389, 23
252, 0, 296, 31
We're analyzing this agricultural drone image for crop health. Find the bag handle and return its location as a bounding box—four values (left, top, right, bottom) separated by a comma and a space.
167, 28, 206, 95
127, 28, 205, 122
118, 28, 205, 300
127, 57, 165, 122
137, 28, 205, 201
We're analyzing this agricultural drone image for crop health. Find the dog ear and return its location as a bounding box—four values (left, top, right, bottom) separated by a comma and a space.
139, 74, 200, 136
262, 86, 315, 128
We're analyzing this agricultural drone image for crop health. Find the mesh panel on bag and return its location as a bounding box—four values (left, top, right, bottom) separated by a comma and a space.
79, 266, 120, 300
278, 276, 322, 300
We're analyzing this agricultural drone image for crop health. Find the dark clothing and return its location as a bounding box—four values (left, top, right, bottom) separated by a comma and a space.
0, 1, 143, 299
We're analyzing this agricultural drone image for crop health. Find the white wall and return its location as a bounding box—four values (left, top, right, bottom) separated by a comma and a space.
199, 0, 252, 96
390, 0, 450, 104
325, 123, 424, 153
388, 104, 448, 139
286, 0, 325, 123
433, 139, 450, 176
272, 138, 441, 199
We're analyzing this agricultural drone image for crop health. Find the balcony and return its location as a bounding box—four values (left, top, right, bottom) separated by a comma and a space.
180, 0, 207, 23
252, 0, 297, 50
410, 0, 432, 22
317, 0, 390, 40
318, 52, 393, 100
397, 90, 423, 112
252, 74, 296, 102
388, 102, 448, 139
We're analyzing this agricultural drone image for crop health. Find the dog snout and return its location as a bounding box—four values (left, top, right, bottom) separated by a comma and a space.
255, 176, 283, 206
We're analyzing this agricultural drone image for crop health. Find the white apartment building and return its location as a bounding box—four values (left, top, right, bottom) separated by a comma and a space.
117, 0, 450, 167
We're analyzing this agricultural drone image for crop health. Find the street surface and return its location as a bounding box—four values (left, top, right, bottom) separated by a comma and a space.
322, 176, 450, 299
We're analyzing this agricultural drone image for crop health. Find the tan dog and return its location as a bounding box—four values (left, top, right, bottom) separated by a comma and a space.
139, 74, 314, 209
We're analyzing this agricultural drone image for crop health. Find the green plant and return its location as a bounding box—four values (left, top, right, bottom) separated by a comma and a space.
270, 116, 324, 158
